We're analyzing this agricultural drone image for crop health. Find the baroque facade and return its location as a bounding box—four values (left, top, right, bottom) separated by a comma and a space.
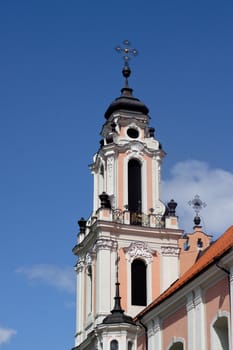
72, 47, 233, 350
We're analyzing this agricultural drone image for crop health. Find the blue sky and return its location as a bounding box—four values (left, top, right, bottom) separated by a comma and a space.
1, 0, 233, 349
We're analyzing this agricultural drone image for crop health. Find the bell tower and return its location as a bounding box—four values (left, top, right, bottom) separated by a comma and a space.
72, 41, 183, 350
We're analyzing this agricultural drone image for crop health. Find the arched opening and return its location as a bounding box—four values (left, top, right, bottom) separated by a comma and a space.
169, 342, 183, 350
128, 159, 142, 225
131, 259, 147, 306
212, 316, 229, 350
110, 339, 118, 350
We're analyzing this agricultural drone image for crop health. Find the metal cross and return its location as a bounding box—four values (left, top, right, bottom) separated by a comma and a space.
188, 195, 206, 215
115, 40, 138, 64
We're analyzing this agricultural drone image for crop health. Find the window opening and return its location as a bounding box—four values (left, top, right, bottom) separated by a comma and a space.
213, 316, 229, 350
128, 341, 133, 350
128, 159, 142, 225
131, 259, 147, 306
110, 340, 118, 350
169, 342, 183, 350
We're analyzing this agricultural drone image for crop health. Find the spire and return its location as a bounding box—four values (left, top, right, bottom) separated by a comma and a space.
104, 40, 149, 119
102, 254, 136, 325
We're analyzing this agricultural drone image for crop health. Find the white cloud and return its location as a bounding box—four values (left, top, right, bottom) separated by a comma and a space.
163, 160, 233, 238
0, 327, 16, 345
16, 264, 75, 293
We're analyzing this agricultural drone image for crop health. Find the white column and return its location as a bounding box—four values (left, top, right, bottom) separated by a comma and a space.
93, 170, 98, 212
141, 158, 147, 214
106, 155, 114, 196
186, 292, 195, 350
194, 287, 206, 350
75, 258, 85, 346
152, 156, 157, 209
149, 317, 162, 349
94, 239, 117, 323
147, 262, 152, 304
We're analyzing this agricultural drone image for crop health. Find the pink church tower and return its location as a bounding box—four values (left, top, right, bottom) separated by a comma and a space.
72, 41, 183, 350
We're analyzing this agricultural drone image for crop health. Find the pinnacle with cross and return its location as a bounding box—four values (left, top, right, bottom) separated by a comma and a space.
115, 40, 138, 87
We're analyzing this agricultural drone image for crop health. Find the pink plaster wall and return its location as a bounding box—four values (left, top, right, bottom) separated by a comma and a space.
205, 276, 230, 350
117, 153, 124, 210
119, 248, 127, 311
162, 305, 187, 349
137, 333, 146, 350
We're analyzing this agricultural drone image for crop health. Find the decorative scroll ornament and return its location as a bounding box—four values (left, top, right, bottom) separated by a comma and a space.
130, 141, 144, 153
161, 246, 180, 257
75, 257, 85, 272
112, 208, 123, 223
107, 156, 114, 178
126, 241, 153, 264
85, 252, 92, 267
93, 238, 118, 252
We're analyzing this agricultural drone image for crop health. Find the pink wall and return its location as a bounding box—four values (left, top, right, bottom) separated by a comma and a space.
162, 305, 187, 349
205, 276, 230, 350
119, 248, 127, 311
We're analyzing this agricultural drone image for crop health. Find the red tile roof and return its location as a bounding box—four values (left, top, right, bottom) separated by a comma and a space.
136, 225, 233, 319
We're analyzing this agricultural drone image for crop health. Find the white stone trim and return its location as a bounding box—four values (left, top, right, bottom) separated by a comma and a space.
161, 246, 180, 257
186, 292, 195, 350
194, 287, 206, 350
106, 155, 114, 196
148, 317, 161, 349
94, 239, 118, 252
166, 337, 185, 350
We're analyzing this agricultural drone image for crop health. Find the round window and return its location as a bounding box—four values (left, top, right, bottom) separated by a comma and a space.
127, 128, 139, 139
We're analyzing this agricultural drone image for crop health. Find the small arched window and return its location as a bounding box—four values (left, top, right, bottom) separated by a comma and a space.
169, 342, 184, 350
212, 316, 229, 350
110, 339, 118, 350
131, 259, 147, 306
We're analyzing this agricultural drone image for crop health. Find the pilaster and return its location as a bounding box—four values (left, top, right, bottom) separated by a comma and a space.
186, 292, 195, 350
94, 238, 118, 323
148, 317, 161, 349
194, 287, 206, 350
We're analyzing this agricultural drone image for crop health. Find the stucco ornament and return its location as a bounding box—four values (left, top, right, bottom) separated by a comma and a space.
161, 246, 180, 257
107, 156, 114, 178
93, 238, 118, 252
153, 200, 166, 216
126, 241, 153, 264
75, 257, 85, 272
130, 141, 144, 153
85, 252, 92, 267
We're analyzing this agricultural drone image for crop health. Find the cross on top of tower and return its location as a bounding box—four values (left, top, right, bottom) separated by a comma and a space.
115, 40, 138, 63
115, 40, 138, 87
188, 195, 206, 227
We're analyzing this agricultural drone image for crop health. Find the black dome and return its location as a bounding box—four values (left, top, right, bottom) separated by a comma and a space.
104, 87, 149, 119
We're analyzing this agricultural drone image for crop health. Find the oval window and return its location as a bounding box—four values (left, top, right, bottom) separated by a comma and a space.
127, 128, 139, 139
